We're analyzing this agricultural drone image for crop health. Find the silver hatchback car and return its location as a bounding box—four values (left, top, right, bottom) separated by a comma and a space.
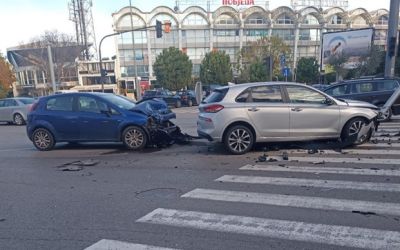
197, 82, 379, 154
0, 98, 35, 125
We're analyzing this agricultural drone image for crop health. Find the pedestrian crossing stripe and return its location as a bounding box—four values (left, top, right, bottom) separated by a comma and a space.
371, 136, 400, 141
216, 175, 400, 192
137, 208, 400, 250
182, 188, 400, 216
288, 156, 400, 165
357, 143, 400, 147
240, 164, 400, 176
84, 239, 179, 250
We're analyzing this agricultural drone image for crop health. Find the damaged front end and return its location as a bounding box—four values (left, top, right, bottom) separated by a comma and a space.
131, 98, 193, 147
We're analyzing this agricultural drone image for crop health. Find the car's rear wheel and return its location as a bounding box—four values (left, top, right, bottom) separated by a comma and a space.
32, 128, 55, 151
175, 100, 182, 108
122, 126, 147, 150
224, 125, 254, 155
13, 113, 25, 125
341, 117, 371, 145
187, 99, 193, 107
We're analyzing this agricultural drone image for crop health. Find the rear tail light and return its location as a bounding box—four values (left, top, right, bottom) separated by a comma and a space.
203, 104, 224, 113
29, 102, 39, 112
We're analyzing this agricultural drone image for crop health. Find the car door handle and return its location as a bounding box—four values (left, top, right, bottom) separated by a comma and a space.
291, 107, 303, 112
248, 107, 259, 112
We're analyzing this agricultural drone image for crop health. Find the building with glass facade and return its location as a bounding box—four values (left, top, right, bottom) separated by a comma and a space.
112, 5, 389, 83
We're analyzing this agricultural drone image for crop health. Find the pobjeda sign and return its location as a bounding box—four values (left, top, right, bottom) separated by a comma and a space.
222, 0, 255, 6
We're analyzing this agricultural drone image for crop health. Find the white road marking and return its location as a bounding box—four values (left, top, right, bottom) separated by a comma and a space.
289, 156, 400, 165
287, 149, 400, 155
137, 208, 400, 250
182, 188, 400, 216
371, 136, 400, 141
240, 164, 400, 176
216, 175, 400, 192
84, 239, 179, 250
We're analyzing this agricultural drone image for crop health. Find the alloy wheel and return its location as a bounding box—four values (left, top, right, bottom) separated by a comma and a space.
228, 128, 251, 154
14, 114, 24, 125
124, 128, 145, 149
33, 129, 53, 150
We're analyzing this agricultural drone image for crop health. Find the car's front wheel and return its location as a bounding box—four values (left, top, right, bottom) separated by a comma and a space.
187, 99, 193, 107
32, 128, 55, 151
341, 117, 371, 145
224, 125, 254, 155
13, 113, 25, 125
175, 100, 182, 108
122, 126, 147, 150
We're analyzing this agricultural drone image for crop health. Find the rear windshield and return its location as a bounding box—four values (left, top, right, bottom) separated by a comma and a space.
19, 98, 35, 104
203, 88, 228, 104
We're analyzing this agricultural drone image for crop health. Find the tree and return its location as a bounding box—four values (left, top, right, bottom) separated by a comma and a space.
153, 47, 192, 90
296, 57, 319, 84
326, 53, 349, 81
0, 53, 15, 98
249, 60, 268, 82
200, 51, 232, 85
238, 36, 291, 82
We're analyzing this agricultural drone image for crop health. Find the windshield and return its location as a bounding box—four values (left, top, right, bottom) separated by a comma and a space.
100, 94, 136, 110
202, 88, 228, 104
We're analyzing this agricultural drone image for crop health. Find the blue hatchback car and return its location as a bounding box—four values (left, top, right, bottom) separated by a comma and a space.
26, 92, 177, 151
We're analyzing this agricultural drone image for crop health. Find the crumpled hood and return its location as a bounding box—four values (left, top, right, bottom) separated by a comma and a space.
341, 99, 378, 110
130, 98, 176, 122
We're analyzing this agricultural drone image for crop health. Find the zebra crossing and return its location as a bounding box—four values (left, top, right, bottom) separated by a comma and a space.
86, 121, 400, 249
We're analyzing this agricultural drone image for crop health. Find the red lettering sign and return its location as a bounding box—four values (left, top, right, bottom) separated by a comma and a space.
222, 0, 255, 6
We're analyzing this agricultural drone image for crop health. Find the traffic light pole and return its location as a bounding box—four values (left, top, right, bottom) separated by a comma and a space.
384, 0, 400, 78
98, 26, 155, 92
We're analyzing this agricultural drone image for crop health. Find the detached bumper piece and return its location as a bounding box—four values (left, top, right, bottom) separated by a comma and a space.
146, 120, 199, 147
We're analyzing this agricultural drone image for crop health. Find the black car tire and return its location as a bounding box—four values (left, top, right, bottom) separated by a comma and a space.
224, 125, 254, 155
122, 126, 147, 150
341, 117, 371, 145
32, 128, 55, 151
187, 99, 193, 107
13, 113, 25, 125
175, 100, 182, 108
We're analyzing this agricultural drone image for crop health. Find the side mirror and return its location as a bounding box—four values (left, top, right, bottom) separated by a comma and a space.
324, 98, 335, 106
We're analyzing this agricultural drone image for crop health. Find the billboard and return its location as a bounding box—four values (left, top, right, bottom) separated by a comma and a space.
321, 28, 374, 70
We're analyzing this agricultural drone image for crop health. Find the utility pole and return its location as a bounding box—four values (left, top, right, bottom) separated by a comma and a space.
129, 0, 140, 100
384, 0, 400, 77
47, 45, 56, 94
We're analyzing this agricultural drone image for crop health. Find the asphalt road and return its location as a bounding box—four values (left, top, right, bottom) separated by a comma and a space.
0, 107, 400, 250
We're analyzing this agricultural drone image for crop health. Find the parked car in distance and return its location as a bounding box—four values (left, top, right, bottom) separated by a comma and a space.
0, 97, 35, 125
142, 89, 182, 108
26, 93, 178, 151
323, 77, 400, 120
197, 82, 379, 154
176, 90, 197, 106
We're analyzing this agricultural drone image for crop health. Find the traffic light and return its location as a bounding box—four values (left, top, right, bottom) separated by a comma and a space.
164, 21, 171, 33
388, 36, 396, 57
156, 20, 162, 38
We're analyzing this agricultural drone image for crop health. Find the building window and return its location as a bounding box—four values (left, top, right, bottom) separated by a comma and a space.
330, 15, 343, 24
213, 29, 238, 36
271, 29, 294, 40
276, 14, 294, 25
216, 14, 237, 25
183, 14, 208, 25
151, 14, 177, 26
245, 29, 268, 37
299, 29, 320, 41
118, 31, 147, 45
245, 14, 267, 24
303, 15, 319, 25
377, 15, 388, 25
374, 30, 387, 41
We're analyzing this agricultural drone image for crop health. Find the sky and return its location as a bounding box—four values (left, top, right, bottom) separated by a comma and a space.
0, 0, 391, 58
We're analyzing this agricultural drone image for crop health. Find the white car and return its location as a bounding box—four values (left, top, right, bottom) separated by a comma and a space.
197, 82, 379, 154
0, 98, 35, 125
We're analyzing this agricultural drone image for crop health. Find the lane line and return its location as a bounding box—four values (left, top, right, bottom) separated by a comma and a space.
84, 239, 179, 250
289, 156, 400, 165
240, 164, 400, 176
182, 188, 400, 216
216, 175, 400, 192
137, 208, 400, 250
